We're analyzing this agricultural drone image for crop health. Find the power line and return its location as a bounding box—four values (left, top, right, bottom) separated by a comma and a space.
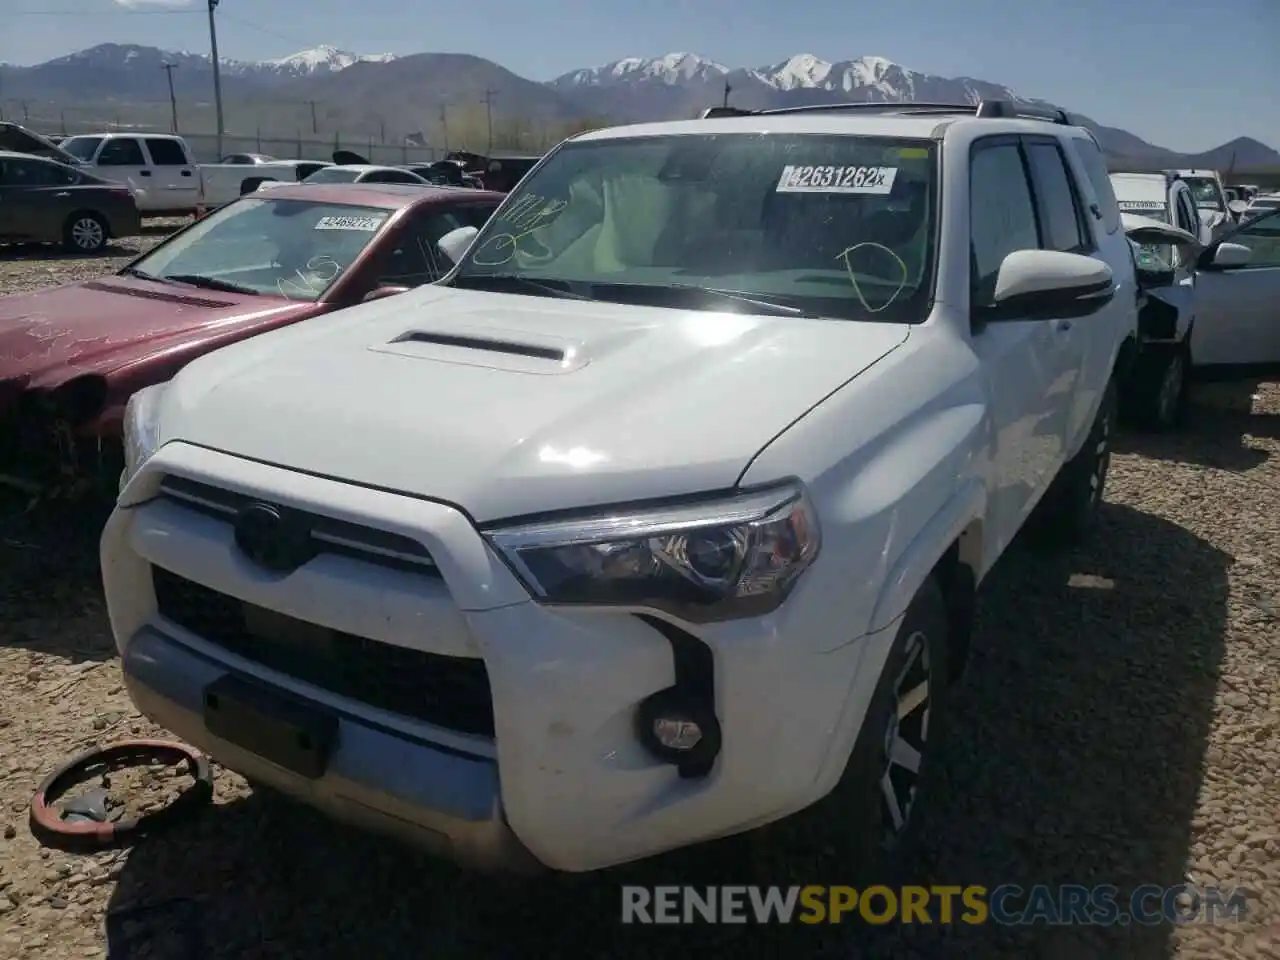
10, 7, 198, 14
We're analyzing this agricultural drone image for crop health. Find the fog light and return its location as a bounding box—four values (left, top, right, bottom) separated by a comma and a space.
635, 686, 721, 772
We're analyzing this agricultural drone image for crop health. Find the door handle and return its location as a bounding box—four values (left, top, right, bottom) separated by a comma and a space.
181, 170, 192, 177
1055, 319, 1073, 332
139, 170, 151, 177
54, 192, 70, 198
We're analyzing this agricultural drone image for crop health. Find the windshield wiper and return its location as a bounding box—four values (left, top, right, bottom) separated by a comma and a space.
164, 274, 259, 295
119, 266, 167, 283
450, 273, 594, 300
588, 282, 807, 317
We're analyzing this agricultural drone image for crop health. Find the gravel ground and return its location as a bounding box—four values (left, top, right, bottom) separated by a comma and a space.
0, 240, 1276, 958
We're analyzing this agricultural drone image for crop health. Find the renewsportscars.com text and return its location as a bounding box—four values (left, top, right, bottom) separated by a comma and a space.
621, 884, 1248, 926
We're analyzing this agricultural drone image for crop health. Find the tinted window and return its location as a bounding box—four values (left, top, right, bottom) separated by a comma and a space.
98, 138, 146, 166
1174, 192, 1195, 233
0, 157, 75, 187
221, 154, 253, 164
362, 170, 420, 184
145, 138, 189, 165
60, 136, 103, 162
970, 141, 1039, 305
452, 134, 939, 323
1024, 141, 1088, 253
1231, 209, 1280, 268
459, 203, 499, 228
1067, 136, 1120, 235
374, 210, 471, 285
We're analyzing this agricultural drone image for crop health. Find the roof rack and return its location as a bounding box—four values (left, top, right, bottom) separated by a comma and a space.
700, 98, 1071, 125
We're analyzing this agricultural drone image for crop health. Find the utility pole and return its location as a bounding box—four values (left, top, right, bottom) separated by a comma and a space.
161, 63, 179, 132
481, 87, 496, 153
207, 0, 225, 158
439, 102, 448, 152
308, 100, 318, 134
21, 100, 29, 123
722, 80, 731, 108
378, 117, 386, 143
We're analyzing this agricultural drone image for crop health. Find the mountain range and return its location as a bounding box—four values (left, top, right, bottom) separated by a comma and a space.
1, 43, 1276, 169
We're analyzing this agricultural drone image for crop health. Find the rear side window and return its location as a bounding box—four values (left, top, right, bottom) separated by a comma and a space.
98, 138, 146, 166
969, 141, 1040, 305
1023, 141, 1090, 254
1066, 136, 1120, 235
145, 139, 189, 165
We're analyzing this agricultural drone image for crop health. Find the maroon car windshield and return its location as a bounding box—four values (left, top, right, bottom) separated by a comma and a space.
127, 198, 393, 301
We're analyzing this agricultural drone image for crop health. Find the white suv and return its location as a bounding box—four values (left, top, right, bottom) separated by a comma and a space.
103, 100, 1138, 874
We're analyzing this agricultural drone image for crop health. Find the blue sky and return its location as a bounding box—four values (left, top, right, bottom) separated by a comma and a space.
4, 0, 1277, 151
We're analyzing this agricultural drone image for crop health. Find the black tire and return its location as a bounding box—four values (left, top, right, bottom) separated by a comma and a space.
816, 576, 950, 883
62, 212, 109, 254
1127, 341, 1190, 431
1035, 376, 1117, 546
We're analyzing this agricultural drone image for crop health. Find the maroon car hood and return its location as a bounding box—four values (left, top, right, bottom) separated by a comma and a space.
0, 276, 323, 386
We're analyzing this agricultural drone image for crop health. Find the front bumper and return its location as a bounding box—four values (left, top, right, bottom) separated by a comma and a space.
103, 442, 896, 872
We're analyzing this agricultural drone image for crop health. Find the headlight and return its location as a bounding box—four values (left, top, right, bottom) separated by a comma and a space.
121, 381, 170, 491
485, 482, 820, 622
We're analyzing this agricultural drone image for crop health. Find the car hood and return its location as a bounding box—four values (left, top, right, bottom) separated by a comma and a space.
0, 277, 319, 387
161, 286, 910, 522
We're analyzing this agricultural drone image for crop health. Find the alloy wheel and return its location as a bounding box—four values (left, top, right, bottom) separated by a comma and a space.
878, 630, 931, 846
72, 218, 104, 251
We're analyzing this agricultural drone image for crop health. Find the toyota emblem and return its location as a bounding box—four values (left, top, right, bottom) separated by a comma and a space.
233, 502, 315, 572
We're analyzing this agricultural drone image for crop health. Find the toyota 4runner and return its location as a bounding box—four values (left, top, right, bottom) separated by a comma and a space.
102, 100, 1138, 874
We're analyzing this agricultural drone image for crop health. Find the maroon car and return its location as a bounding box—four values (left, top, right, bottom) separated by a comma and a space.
0, 182, 502, 488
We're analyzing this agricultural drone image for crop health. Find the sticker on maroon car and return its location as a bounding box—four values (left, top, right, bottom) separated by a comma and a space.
314, 215, 385, 231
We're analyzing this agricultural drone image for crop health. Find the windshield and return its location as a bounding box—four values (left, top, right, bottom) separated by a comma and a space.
60, 136, 102, 161
128, 198, 392, 300
450, 133, 938, 323
1184, 177, 1224, 211
302, 167, 362, 184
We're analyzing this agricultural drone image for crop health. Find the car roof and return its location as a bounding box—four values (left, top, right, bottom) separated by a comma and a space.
256, 182, 505, 207
570, 106, 1091, 144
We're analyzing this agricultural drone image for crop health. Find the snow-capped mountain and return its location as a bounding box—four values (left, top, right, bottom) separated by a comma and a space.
251, 45, 397, 77
552, 51, 1021, 104
554, 53, 729, 88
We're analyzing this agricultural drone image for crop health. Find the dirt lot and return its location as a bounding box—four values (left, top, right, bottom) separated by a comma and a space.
0, 235, 1277, 959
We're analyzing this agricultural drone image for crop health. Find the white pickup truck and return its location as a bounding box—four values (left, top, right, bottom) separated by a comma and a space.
56, 132, 331, 216
105, 100, 1140, 875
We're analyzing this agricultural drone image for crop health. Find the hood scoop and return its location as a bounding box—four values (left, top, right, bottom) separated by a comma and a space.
372, 325, 588, 374
83, 280, 235, 309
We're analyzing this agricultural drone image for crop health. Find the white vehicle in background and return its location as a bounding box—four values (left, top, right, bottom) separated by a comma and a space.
210, 159, 334, 204
1175, 168, 1232, 239
258, 164, 433, 191
57, 132, 339, 215
105, 99, 1141, 875
1240, 192, 1280, 219
58, 132, 199, 216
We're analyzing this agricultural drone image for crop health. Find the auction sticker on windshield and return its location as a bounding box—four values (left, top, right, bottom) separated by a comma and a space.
1117, 201, 1166, 212
776, 165, 898, 195
314, 215, 386, 231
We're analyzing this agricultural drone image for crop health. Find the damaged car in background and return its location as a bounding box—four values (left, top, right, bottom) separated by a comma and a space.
1118, 203, 1280, 429
0, 183, 501, 496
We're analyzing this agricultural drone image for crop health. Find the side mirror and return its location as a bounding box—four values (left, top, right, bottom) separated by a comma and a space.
362, 285, 410, 303
437, 225, 479, 265
984, 250, 1114, 320
1210, 241, 1251, 268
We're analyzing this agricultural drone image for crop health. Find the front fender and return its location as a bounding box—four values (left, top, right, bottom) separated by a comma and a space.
740, 330, 992, 652
868, 477, 985, 631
